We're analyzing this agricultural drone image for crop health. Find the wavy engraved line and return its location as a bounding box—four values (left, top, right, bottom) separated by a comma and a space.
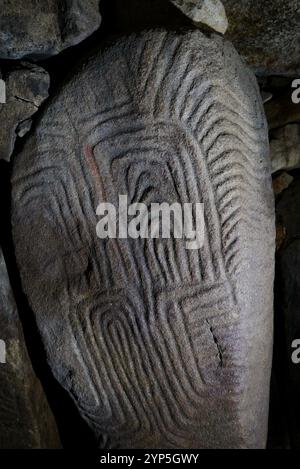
207, 145, 267, 175
221, 220, 272, 264
101, 313, 152, 436
12, 164, 64, 187
178, 136, 223, 280
84, 110, 138, 140
71, 148, 118, 289
201, 127, 266, 164
192, 92, 265, 135
198, 114, 267, 150
194, 97, 264, 134
141, 313, 209, 434
166, 238, 186, 283
85, 145, 131, 283
153, 36, 183, 116
110, 146, 164, 169
111, 149, 195, 284
102, 308, 195, 442
186, 296, 230, 320
212, 171, 261, 196
179, 82, 213, 122
226, 250, 274, 276
216, 185, 271, 222
72, 303, 130, 431
221, 205, 269, 238
148, 310, 215, 432
208, 153, 269, 181
77, 294, 164, 433
213, 179, 272, 217
110, 300, 200, 442
67, 304, 115, 424
141, 32, 169, 98
204, 132, 265, 162
169, 62, 192, 117
126, 298, 216, 436
190, 138, 232, 284
219, 194, 271, 225
78, 100, 133, 124
186, 95, 263, 139
110, 155, 170, 281
217, 186, 270, 221
213, 82, 261, 114
218, 193, 271, 224
136, 35, 150, 73
158, 302, 205, 390
166, 145, 205, 281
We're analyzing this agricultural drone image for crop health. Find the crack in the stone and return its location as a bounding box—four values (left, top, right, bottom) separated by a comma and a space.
14, 95, 38, 109
206, 319, 223, 367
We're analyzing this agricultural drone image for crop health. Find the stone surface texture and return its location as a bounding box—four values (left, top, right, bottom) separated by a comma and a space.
272, 173, 294, 197
270, 125, 300, 173
170, 0, 228, 33
0, 0, 101, 60
0, 249, 60, 448
12, 30, 275, 449
0, 62, 49, 161
222, 0, 300, 76
265, 91, 300, 130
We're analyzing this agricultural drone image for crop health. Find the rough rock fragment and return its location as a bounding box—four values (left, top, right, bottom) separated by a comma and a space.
270, 125, 300, 173
272, 172, 294, 197
265, 91, 300, 130
222, 0, 300, 76
0, 0, 102, 60
12, 30, 275, 449
0, 62, 49, 161
170, 0, 228, 33
0, 249, 60, 448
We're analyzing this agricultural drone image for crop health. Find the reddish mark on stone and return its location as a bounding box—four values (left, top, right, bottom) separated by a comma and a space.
84, 144, 106, 201
84, 145, 127, 270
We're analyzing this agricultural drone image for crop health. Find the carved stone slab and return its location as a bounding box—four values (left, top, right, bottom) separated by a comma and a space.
12, 30, 275, 449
